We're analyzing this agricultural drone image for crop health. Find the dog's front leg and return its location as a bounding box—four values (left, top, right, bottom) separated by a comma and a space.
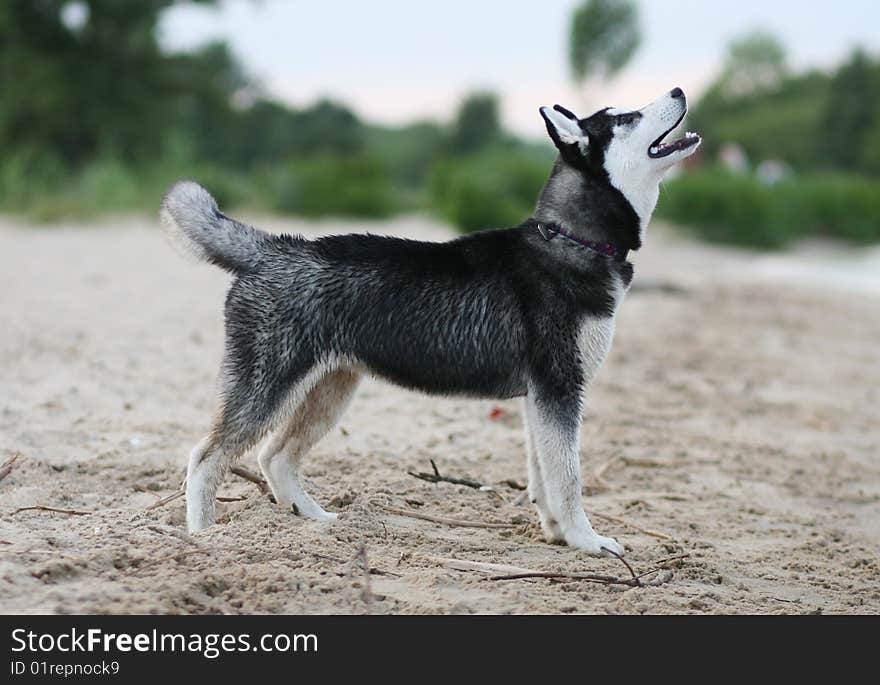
522, 397, 563, 542
525, 390, 623, 556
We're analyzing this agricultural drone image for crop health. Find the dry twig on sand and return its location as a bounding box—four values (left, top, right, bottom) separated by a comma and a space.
620, 456, 690, 468
230, 465, 275, 501
408, 462, 529, 493
632, 554, 690, 581
488, 570, 635, 586
602, 547, 639, 584
132, 483, 162, 499
407, 460, 485, 489
452, 546, 643, 587
585, 456, 620, 491
485, 552, 689, 588
0, 453, 23, 483
12, 505, 90, 516
145, 489, 184, 511
382, 504, 518, 530
585, 510, 673, 540
145, 491, 249, 511
139, 484, 250, 504
429, 557, 535, 576
145, 466, 272, 512
612, 456, 720, 472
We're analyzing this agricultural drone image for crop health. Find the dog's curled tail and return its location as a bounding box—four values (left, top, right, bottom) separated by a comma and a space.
160, 180, 270, 274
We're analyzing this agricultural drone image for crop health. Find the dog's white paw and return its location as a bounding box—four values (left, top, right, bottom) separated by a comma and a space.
565, 531, 625, 557
290, 502, 338, 522
595, 534, 624, 557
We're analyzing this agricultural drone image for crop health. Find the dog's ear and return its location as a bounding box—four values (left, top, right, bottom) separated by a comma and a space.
540, 104, 589, 160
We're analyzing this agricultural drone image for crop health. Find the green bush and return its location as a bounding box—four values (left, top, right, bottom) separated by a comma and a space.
801, 174, 880, 242
1, 156, 144, 221
266, 156, 396, 218
657, 168, 880, 247
0, 151, 69, 211
429, 151, 548, 232
0, 153, 258, 221
76, 159, 142, 211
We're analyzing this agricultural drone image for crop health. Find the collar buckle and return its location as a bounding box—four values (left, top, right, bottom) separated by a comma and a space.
536, 223, 557, 241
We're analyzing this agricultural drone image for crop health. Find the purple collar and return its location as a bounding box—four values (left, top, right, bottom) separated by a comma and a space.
535, 222, 629, 261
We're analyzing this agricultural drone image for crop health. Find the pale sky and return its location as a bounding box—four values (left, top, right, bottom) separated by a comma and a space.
160, 0, 880, 139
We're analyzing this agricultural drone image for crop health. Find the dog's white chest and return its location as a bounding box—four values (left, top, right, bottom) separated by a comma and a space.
577, 277, 624, 386
577, 315, 616, 381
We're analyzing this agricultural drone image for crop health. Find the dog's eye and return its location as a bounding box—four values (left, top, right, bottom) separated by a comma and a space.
615, 113, 637, 126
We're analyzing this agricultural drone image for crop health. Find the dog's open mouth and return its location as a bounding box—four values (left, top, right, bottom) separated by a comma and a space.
648, 114, 701, 158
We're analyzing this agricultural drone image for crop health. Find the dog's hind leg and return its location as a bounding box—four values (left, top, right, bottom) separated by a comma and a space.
258, 367, 361, 520
186, 361, 300, 532
186, 417, 264, 533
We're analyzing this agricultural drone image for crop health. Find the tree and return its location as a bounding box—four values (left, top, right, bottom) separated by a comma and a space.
717, 30, 787, 98
568, 0, 640, 84
687, 31, 805, 166
172, 40, 253, 165
820, 49, 880, 171
688, 68, 831, 169
448, 92, 501, 155
0, 0, 227, 167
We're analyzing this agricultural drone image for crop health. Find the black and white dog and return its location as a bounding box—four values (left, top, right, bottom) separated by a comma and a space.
161, 88, 700, 555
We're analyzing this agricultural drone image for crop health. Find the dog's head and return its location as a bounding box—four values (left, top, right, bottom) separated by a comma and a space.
539, 88, 701, 227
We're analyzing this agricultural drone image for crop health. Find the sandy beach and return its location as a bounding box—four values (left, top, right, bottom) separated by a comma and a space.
1, 213, 877, 614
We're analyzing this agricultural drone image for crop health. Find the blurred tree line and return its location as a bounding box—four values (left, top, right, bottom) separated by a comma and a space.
0, 0, 384, 167
2, 0, 223, 166
658, 31, 880, 247
1, 2, 876, 246
0, 0, 540, 218
0, 0, 641, 224
689, 31, 880, 174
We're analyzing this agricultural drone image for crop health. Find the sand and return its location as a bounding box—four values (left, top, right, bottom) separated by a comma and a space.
0, 212, 878, 615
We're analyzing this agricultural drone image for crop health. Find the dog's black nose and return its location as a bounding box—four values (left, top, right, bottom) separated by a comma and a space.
671, 87, 684, 99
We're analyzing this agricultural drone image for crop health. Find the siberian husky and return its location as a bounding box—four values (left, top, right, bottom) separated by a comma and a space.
161, 87, 701, 555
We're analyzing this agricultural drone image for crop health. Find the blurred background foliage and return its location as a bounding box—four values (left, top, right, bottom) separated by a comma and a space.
569, 0, 640, 83
668, 32, 880, 245
0, 0, 878, 246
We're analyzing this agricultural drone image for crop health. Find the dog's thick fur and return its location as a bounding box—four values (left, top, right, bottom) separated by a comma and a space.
161, 88, 701, 555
